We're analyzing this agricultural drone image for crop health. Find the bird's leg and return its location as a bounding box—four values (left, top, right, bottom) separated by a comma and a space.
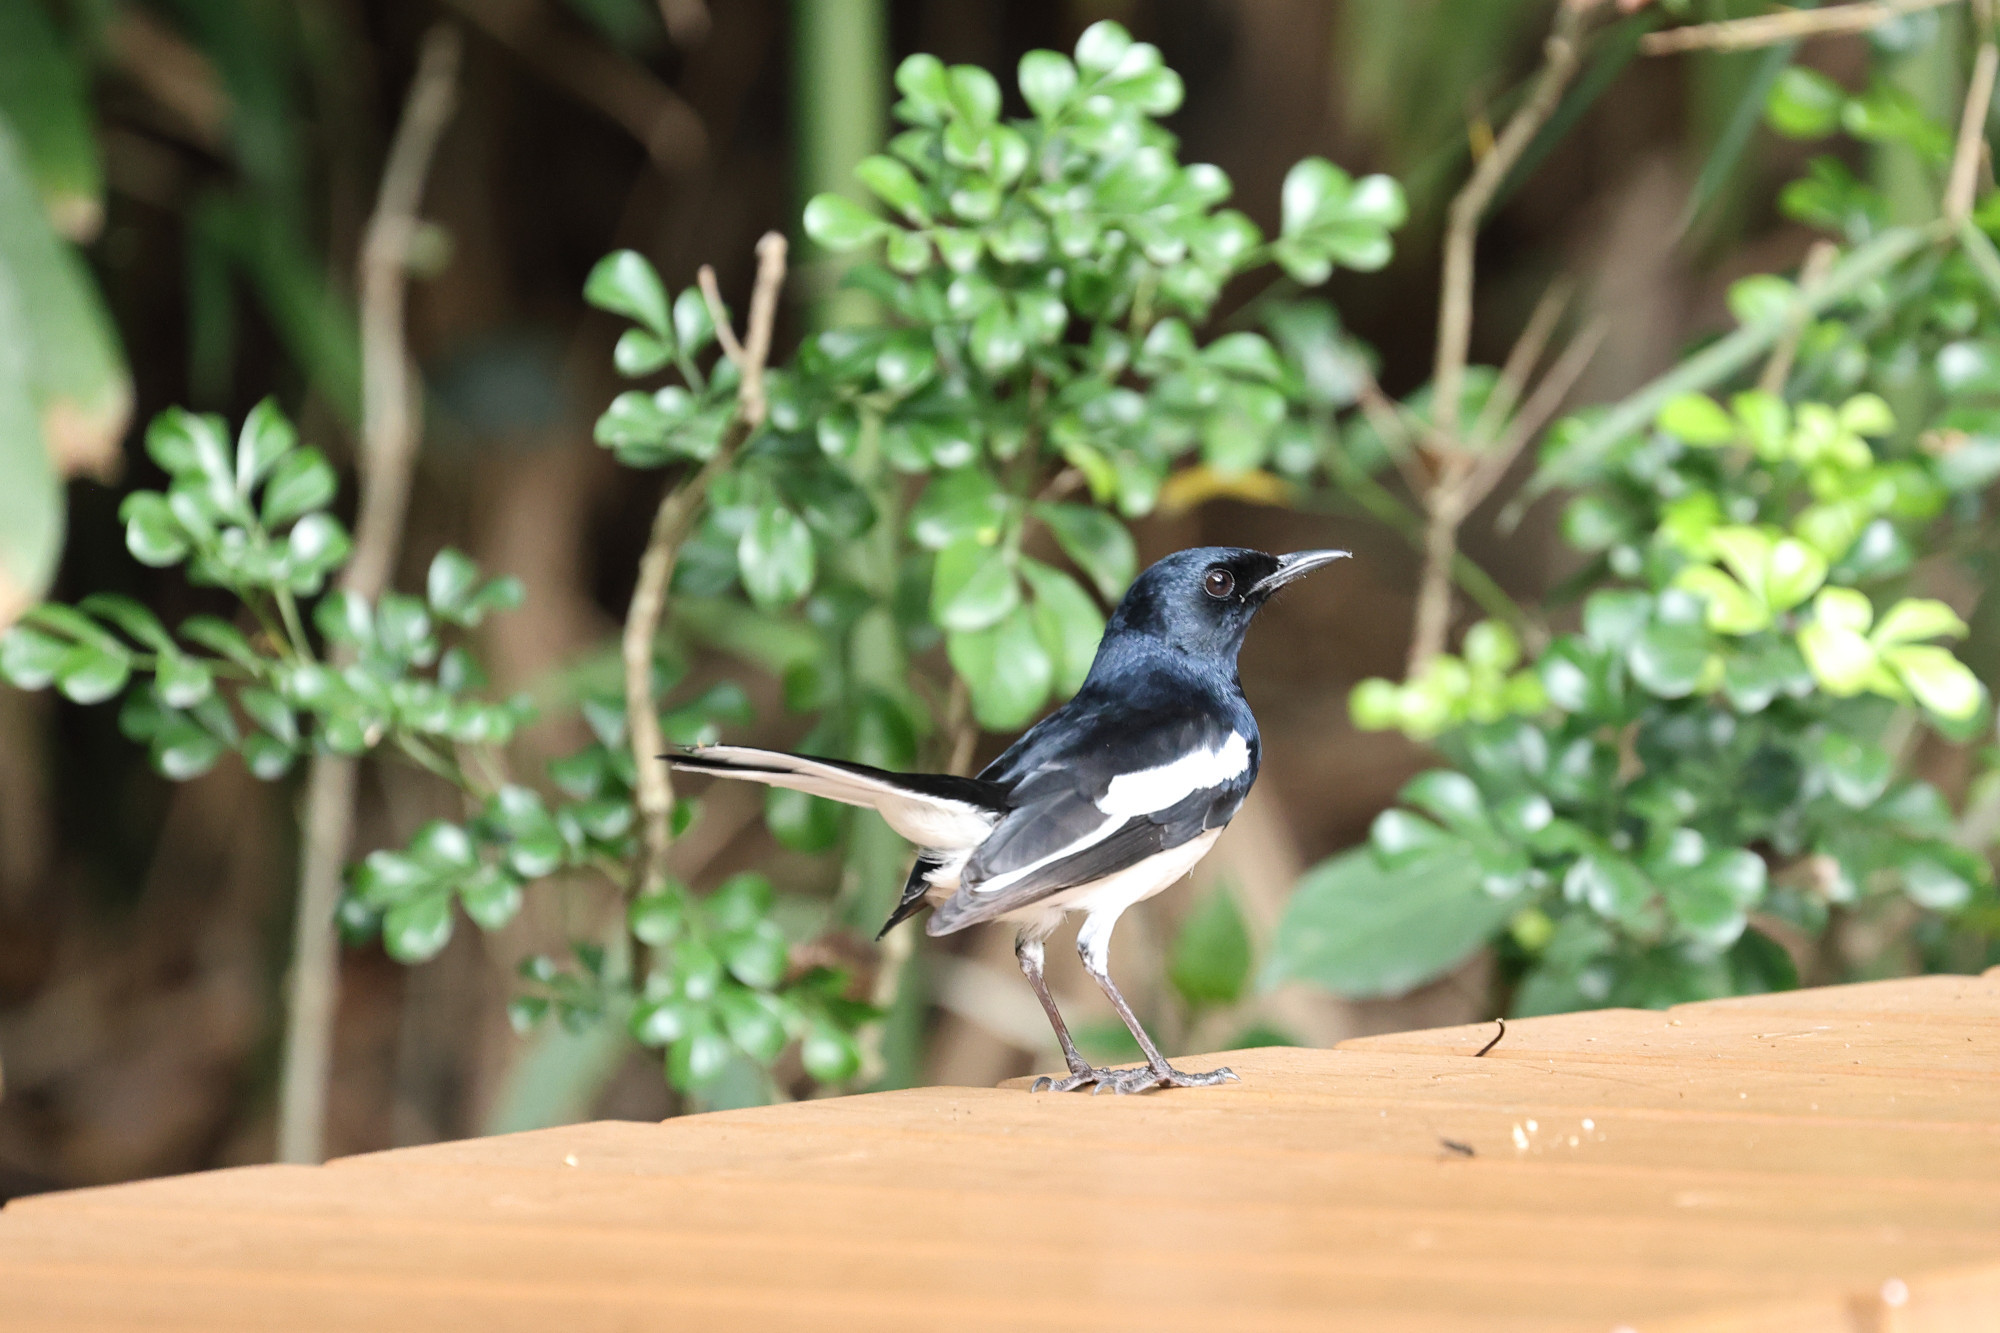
1076, 912, 1238, 1095
1017, 933, 1103, 1092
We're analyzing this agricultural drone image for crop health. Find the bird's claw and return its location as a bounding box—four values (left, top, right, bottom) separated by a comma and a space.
1032, 1063, 1239, 1094
1029, 1066, 1110, 1093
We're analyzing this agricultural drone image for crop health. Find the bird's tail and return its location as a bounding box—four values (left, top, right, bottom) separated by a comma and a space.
667, 745, 1007, 853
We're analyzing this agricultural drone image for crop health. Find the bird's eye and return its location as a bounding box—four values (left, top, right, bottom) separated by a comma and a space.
1203, 568, 1235, 599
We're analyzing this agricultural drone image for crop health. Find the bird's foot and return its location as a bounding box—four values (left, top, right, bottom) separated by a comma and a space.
1029, 1063, 1116, 1093
1092, 1062, 1240, 1095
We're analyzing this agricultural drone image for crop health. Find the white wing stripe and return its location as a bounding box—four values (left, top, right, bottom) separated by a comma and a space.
1097, 732, 1250, 817
969, 812, 1124, 896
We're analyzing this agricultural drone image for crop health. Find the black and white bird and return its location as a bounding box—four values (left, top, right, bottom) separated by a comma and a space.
670, 546, 1348, 1094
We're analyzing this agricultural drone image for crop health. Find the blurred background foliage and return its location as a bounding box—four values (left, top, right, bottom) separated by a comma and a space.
1, 0, 1997, 1197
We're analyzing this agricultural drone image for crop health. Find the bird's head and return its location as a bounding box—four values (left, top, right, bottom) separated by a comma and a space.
1102, 546, 1350, 662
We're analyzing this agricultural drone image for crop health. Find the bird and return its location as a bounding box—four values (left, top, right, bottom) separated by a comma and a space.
668, 546, 1349, 1094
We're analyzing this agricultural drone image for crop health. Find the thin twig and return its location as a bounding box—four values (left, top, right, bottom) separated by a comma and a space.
1758, 240, 1838, 395
1474, 1018, 1507, 1057
1946, 39, 2000, 226
1433, 5, 1588, 443
626, 233, 787, 894
698, 266, 747, 367
1468, 278, 1573, 452
1409, 4, 1589, 675
278, 25, 461, 1167
1640, 0, 1960, 55
1465, 317, 1608, 509
1355, 369, 1433, 497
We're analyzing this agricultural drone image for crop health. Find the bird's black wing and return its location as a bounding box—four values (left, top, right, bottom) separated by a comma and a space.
926, 696, 1255, 935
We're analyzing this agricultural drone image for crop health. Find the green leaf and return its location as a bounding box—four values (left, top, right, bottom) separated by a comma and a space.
1264, 849, 1517, 999
1627, 621, 1708, 699
931, 539, 1018, 632
583, 249, 671, 336
613, 329, 672, 377
1764, 66, 1846, 139
1762, 538, 1826, 613
1033, 502, 1136, 600
1397, 770, 1486, 836
1369, 809, 1454, 863
947, 606, 1054, 730
1168, 886, 1252, 1007
0, 624, 66, 688
155, 654, 214, 709
119, 492, 189, 567
909, 468, 1007, 550
714, 988, 787, 1064
235, 399, 297, 493
1938, 340, 2000, 395
384, 892, 455, 963
459, 866, 523, 932
53, 640, 129, 704
1798, 620, 1877, 697
0, 116, 128, 531
802, 194, 887, 251
260, 448, 337, 527
181, 616, 260, 671
1656, 392, 1736, 444
672, 288, 713, 353
79, 593, 174, 653
854, 154, 928, 223
721, 922, 789, 990
1565, 852, 1652, 924
1020, 558, 1103, 697
1018, 50, 1078, 119
1870, 598, 1967, 647
628, 888, 686, 946
1073, 20, 1133, 75
152, 716, 225, 780
737, 500, 815, 609
800, 1022, 861, 1083
1886, 645, 1982, 720
426, 547, 480, 619
0, 1, 101, 236
1674, 566, 1768, 635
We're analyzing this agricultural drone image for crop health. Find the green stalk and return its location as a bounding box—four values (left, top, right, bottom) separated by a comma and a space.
792, 0, 887, 327
1517, 222, 1943, 511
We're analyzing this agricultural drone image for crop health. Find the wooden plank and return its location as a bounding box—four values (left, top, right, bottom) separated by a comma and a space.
4, 978, 1999, 1331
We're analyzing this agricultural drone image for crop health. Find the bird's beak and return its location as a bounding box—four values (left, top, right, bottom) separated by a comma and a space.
1250, 548, 1350, 596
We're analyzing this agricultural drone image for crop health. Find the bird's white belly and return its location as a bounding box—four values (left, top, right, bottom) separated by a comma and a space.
1003, 828, 1221, 940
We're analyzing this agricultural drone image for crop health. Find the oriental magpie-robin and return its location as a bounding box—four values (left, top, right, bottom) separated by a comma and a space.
669, 546, 1348, 1094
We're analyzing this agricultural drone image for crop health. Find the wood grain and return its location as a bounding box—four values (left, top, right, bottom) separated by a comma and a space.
5, 972, 2000, 1330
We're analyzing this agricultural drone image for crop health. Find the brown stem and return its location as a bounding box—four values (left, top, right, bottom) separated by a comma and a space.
1467, 279, 1571, 452
1465, 317, 1608, 508
1432, 6, 1587, 443
279, 26, 460, 1167
625, 233, 787, 894
1640, 0, 1959, 56
1407, 481, 1470, 677
1946, 39, 2000, 227
1758, 241, 1837, 396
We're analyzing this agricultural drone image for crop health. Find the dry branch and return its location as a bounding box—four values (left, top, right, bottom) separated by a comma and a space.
1758, 241, 1837, 395
1947, 38, 2000, 226
279, 25, 461, 1167
1432, 5, 1587, 443
625, 233, 788, 895
1640, 0, 1960, 56
1408, 4, 1590, 675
